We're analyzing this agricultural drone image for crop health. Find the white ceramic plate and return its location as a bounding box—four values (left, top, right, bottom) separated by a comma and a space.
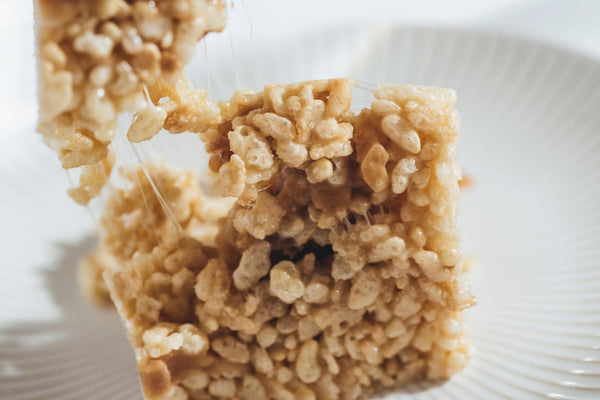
2, 25, 600, 400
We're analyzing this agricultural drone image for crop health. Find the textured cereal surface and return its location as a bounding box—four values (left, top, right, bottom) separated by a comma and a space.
97, 79, 474, 400
34, 0, 226, 183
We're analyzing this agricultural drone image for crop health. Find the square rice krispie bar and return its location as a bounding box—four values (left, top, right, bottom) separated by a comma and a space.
100, 79, 474, 400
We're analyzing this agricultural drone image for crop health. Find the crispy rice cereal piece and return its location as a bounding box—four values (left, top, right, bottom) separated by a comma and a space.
101, 79, 474, 400
67, 149, 115, 205
34, 0, 226, 182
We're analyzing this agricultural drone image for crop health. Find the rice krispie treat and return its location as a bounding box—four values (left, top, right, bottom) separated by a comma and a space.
101, 79, 474, 400
34, 0, 226, 202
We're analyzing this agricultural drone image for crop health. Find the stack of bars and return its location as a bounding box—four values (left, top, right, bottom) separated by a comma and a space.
34, 1, 475, 400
